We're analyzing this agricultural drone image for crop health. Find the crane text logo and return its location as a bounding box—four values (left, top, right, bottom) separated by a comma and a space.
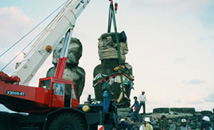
6, 90, 25, 96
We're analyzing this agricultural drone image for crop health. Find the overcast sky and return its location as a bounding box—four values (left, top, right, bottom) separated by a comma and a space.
0, 0, 214, 113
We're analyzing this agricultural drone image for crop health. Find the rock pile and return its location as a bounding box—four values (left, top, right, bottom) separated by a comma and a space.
117, 108, 214, 130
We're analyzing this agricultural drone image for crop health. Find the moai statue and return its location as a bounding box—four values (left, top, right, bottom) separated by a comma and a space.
93, 31, 134, 108
47, 38, 85, 101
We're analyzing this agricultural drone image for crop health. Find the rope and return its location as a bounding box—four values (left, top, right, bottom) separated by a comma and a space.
93, 71, 134, 85
0, 0, 69, 58
103, 1, 127, 97
1, 31, 43, 71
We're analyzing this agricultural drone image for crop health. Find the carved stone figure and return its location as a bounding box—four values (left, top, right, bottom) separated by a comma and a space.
93, 32, 134, 108
47, 38, 85, 101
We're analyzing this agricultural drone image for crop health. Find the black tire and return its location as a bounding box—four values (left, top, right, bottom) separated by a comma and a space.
48, 113, 86, 130
0, 116, 8, 130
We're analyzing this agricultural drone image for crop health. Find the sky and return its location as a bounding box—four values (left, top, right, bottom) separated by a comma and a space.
0, 0, 214, 113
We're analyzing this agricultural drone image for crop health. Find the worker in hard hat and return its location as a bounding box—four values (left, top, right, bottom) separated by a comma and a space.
201, 116, 213, 130
180, 118, 191, 130
118, 118, 132, 130
139, 117, 153, 130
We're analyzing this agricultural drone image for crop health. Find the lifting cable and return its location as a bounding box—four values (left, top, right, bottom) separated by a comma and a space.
1, 31, 43, 71
107, 0, 126, 97
0, 0, 69, 59
107, 0, 121, 67
0, 0, 69, 71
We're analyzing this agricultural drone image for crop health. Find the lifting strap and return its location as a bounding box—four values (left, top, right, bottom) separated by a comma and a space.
107, 0, 126, 97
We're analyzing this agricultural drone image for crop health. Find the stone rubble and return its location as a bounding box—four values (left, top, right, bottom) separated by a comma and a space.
117, 108, 214, 130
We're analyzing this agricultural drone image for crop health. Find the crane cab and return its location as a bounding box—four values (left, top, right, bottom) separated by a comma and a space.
39, 77, 79, 109
0, 76, 79, 113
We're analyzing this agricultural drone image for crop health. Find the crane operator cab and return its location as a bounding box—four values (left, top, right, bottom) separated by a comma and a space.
39, 77, 79, 109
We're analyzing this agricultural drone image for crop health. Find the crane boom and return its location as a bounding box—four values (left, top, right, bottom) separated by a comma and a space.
12, 0, 90, 85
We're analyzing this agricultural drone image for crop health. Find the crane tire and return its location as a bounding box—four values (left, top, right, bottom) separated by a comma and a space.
48, 112, 86, 130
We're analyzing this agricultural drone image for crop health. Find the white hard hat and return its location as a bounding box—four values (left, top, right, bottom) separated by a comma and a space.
120, 119, 125, 122
144, 117, 150, 122
202, 116, 210, 122
181, 118, 187, 123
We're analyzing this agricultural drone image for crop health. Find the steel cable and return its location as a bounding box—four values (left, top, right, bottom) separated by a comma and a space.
0, 0, 69, 71
0, 0, 69, 59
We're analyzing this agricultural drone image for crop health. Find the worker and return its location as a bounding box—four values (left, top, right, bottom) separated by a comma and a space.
130, 96, 141, 122
118, 118, 132, 130
139, 117, 153, 130
139, 91, 146, 114
102, 77, 114, 112
201, 116, 213, 130
87, 94, 92, 104
159, 115, 169, 130
180, 118, 191, 130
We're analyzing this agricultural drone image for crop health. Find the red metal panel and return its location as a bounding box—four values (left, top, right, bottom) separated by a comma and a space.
35, 87, 49, 106
0, 81, 4, 94
52, 95, 64, 107
0, 80, 52, 112
0, 76, 80, 112
2, 82, 36, 100
52, 83, 64, 108
71, 82, 79, 108
55, 57, 67, 79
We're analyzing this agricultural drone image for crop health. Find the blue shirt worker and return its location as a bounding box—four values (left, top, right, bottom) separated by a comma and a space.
130, 96, 141, 122
102, 78, 114, 112
118, 118, 132, 130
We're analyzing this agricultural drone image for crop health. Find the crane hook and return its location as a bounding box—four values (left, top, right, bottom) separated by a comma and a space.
109, 0, 113, 5
115, 3, 118, 13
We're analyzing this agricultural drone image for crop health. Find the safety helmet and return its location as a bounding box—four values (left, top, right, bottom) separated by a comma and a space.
120, 119, 125, 122
181, 118, 187, 123
202, 116, 210, 122
144, 117, 150, 122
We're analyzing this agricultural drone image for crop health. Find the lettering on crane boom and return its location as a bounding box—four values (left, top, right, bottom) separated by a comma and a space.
6, 90, 25, 96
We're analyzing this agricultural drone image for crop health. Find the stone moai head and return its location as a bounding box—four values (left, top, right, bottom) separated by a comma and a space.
98, 31, 128, 63
52, 37, 83, 66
